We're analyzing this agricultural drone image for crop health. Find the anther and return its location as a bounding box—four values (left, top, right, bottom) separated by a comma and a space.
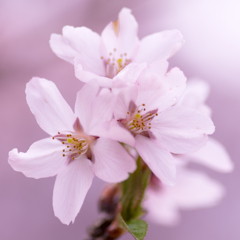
63, 154, 65, 157
52, 137, 54, 139
58, 132, 60, 134
63, 149, 65, 152
113, 48, 117, 51
142, 104, 145, 106
127, 111, 130, 114
156, 113, 158, 116
62, 142, 65, 144
72, 157, 75, 160
101, 56, 103, 59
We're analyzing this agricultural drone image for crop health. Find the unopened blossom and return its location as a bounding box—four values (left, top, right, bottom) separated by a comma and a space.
113, 60, 215, 186
50, 8, 184, 86
8, 78, 136, 225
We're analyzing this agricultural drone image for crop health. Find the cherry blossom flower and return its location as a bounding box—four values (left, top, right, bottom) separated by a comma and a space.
143, 79, 233, 226
8, 78, 136, 225
50, 8, 184, 86
113, 60, 215, 186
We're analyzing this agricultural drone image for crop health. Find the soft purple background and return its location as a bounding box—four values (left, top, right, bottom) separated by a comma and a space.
1, 0, 240, 239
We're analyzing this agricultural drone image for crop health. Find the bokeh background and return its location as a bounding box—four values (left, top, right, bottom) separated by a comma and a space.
1, 0, 240, 239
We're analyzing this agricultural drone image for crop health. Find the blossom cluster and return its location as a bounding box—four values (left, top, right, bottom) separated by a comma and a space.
8, 8, 232, 227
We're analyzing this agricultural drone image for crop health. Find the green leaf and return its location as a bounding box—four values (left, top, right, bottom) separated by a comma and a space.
118, 214, 148, 240
121, 157, 150, 221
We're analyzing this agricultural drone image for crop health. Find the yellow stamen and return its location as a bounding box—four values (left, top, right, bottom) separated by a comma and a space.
135, 113, 141, 119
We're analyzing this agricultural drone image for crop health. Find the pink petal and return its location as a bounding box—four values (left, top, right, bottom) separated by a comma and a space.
136, 66, 186, 113
75, 82, 115, 133
113, 84, 138, 120
74, 59, 112, 87
49, 33, 80, 65
91, 138, 136, 183
112, 62, 147, 87
185, 137, 233, 172
151, 106, 215, 154
144, 167, 224, 226
135, 135, 176, 186
8, 138, 67, 179
144, 187, 179, 226
50, 26, 104, 75
177, 79, 211, 115
135, 30, 184, 63
174, 168, 224, 209
89, 120, 135, 147
26, 78, 75, 136
101, 8, 139, 59
53, 157, 94, 225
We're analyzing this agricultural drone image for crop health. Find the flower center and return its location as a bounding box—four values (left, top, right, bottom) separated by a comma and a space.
52, 132, 95, 160
101, 48, 131, 78
125, 104, 158, 134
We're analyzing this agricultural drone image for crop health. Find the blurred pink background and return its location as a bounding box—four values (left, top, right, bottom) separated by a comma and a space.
1, 0, 240, 239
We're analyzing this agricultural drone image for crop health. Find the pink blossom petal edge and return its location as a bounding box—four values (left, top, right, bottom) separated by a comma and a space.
53, 157, 94, 225
136, 65, 186, 113
185, 137, 233, 172
50, 26, 104, 74
135, 134, 176, 186
177, 78, 211, 116
151, 106, 215, 154
8, 138, 68, 179
135, 30, 184, 63
74, 58, 112, 87
91, 138, 136, 183
100, 8, 139, 60
144, 168, 224, 226
26, 77, 76, 136
89, 120, 135, 147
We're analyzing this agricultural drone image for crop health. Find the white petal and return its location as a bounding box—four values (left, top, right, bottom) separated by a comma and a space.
74, 59, 112, 87
178, 79, 211, 115
75, 82, 115, 133
144, 187, 179, 226
174, 168, 225, 209
26, 77, 75, 136
151, 106, 215, 154
50, 26, 104, 75
136, 66, 186, 112
135, 135, 176, 186
113, 62, 147, 86
53, 157, 94, 225
91, 138, 136, 183
186, 137, 233, 172
89, 120, 135, 147
8, 138, 67, 179
144, 167, 224, 226
135, 30, 184, 63
101, 8, 139, 59
113, 84, 138, 120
